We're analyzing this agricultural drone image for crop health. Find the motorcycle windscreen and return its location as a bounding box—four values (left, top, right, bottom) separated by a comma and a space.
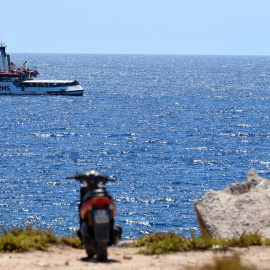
92, 209, 110, 242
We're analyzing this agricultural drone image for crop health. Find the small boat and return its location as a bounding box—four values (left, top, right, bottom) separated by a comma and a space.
0, 43, 84, 96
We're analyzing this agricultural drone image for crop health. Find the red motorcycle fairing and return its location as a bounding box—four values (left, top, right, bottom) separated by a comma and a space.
80, 196, 116, 220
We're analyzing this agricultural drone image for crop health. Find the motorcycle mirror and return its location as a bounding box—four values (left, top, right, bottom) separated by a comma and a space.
70, 151, 79, 163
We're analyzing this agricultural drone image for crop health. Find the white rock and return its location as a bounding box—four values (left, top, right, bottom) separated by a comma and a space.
194, 169, 270, 239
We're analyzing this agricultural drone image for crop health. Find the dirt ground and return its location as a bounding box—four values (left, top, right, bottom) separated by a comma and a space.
0, 242, 270, 270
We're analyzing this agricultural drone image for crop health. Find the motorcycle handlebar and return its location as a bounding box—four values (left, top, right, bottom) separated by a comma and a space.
66, 175, 75, 179
66, 169, 113, 185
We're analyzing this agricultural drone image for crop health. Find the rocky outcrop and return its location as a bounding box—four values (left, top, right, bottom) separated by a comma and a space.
194, 169, 270, 239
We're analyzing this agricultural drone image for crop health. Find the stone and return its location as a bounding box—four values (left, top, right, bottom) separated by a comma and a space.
194, 169, 270, 239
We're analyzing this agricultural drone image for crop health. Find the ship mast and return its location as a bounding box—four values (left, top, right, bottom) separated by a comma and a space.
0, 42, 9, 72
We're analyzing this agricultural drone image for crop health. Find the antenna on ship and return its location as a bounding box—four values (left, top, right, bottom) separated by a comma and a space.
0, 18, 2, 45
0, 18, 4, 48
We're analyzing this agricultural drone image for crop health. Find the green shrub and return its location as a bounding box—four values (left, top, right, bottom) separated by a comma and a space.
59, 233, 83, 249
131, 231, 269, 255
0, 224, 83, 253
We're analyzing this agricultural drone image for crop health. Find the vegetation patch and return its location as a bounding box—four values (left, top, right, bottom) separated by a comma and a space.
130, 231, 270, 255
0, 224, 83, 253
186, 252, 256, 270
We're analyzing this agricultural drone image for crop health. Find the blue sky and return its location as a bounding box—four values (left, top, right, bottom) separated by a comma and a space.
1, 0, 270, 55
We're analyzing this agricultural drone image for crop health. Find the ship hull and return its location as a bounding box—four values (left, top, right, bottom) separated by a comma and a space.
0, 81, 84, 96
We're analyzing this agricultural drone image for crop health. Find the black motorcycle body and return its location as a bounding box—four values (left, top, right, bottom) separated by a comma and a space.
69, 169, 122, 261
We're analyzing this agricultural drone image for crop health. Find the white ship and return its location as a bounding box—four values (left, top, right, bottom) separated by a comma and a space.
0, 43, 84, 96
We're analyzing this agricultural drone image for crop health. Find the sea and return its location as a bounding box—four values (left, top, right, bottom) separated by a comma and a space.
1, 53, 270, 240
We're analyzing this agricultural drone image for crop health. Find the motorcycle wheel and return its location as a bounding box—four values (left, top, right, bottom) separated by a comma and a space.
85, 245, 95, 258
96, 242, 108, 261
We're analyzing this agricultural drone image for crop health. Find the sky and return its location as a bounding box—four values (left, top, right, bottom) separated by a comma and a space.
1, 0, 270, 55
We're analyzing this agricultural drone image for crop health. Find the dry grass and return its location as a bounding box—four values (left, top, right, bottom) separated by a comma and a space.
186, 253, 256, 270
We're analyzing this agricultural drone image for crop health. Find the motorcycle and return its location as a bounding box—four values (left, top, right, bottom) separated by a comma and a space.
68, 169, 122, 261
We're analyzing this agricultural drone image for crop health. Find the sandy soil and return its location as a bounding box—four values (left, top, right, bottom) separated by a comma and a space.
0, 242, 270, 270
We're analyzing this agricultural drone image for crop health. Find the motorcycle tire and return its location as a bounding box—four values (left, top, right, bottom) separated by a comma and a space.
85, 245, 95, 258
96, 242, 108, 261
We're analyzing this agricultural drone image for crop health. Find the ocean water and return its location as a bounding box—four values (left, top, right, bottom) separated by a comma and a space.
1, 53, 270, 240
